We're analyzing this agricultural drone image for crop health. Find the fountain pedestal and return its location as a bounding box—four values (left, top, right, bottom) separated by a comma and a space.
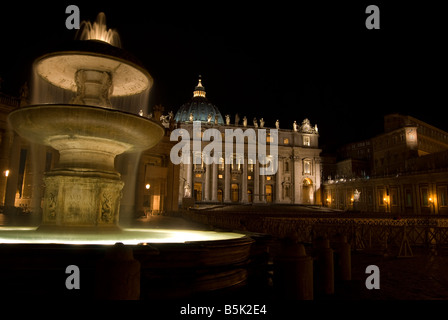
42, 174, 123, 230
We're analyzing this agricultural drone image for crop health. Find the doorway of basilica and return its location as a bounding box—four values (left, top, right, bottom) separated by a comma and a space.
302, 178, 314, 204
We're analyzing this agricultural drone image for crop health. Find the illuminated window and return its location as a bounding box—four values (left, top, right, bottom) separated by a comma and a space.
303, 159, 311, 174
218, 174, 223, 179
248, 175, 252, 180
266, 134, 273, 143
283, 138, 289, 145
195, 174, 202, 178
266, 176, 271, 181
303, 135, 310, 146
248, 158, 254, 173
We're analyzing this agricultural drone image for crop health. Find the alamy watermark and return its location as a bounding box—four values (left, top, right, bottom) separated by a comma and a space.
170, 121, 278, 175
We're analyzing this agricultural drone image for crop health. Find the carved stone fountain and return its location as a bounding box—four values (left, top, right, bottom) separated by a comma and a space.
8, 14, 164, 232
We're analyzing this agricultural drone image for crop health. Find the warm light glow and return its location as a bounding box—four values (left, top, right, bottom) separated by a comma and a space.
350, 197, 354, 202
76, 12, 121, 48
193, 77, 206, 98
0, 227, 245, 245
145, 183, 150, 190
4, 170, 9, 177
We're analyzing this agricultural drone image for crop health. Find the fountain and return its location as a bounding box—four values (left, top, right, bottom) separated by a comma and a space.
0, 13, 254, 299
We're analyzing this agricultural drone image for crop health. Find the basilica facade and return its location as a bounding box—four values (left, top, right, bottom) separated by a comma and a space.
173, 78, 322, 206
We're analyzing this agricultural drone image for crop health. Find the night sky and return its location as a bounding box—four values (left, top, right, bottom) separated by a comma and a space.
0, 1, 446, 153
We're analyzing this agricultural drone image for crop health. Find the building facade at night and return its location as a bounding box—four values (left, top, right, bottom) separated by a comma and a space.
323, 114, 448, 214
174, 78, 322, 206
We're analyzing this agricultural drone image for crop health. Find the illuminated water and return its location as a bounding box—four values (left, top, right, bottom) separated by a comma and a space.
0, 226, 244, 245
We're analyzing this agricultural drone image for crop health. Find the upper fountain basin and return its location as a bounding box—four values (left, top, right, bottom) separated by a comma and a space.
34, 40, 153, 97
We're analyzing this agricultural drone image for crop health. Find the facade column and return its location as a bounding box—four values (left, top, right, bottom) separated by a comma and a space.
178, 164, 184, 204
186, 152, 193, 196
204, 163, 210, 201
211, 162, 218, 202
253, 160, 260, 203
224, 157, 231, 203
293, 155, 302, 204
4, 133, 21, 207
241, 158, 248, 203
260, 173, 266, 203
276, 156, 283, 203
314, 157, 322, 205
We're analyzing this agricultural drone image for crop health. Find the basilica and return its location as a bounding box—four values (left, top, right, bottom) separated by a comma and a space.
172, 77, 322, 206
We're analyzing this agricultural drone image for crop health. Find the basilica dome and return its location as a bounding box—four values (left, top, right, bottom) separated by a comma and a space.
174, 77, 224, 125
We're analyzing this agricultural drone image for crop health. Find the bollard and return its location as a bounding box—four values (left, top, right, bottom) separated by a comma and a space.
313, 237, 334, 295
274, 240, 313, 300
333, 235, 351, 281
95, 242, 141, 300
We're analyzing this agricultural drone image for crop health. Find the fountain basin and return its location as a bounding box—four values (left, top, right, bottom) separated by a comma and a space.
8, 105, 165, 229
34, 42, 153, 97
8, 104, 164, 156
0, 227, 254, 299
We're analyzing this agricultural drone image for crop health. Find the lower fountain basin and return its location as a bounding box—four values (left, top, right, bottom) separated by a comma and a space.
0, 226, 254, 299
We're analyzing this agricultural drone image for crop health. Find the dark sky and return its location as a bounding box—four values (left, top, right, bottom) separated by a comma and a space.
0, 1, 446, 153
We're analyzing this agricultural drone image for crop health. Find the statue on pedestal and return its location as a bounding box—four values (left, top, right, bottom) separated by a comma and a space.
293, 120, 298, 132
243, 116, 247, 127
225, 114, 230, 125
275, 119, 280, 129
184, 182, 192, 198
253, 117, 258, 128
260, 118, 265, 128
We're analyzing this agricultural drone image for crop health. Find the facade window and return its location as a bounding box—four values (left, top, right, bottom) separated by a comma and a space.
283, 138, 289, 145
303, 159, 311, 175
378, 188, 385, 205
219, 157, 224, 171
248, 158, 254, 173
284, 161, 289, 172
438, 186, 448, 207
390, 188, 398, 206
303, 135, 310, 146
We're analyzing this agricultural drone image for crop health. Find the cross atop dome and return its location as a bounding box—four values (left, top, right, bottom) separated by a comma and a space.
193, 75, 206, 98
